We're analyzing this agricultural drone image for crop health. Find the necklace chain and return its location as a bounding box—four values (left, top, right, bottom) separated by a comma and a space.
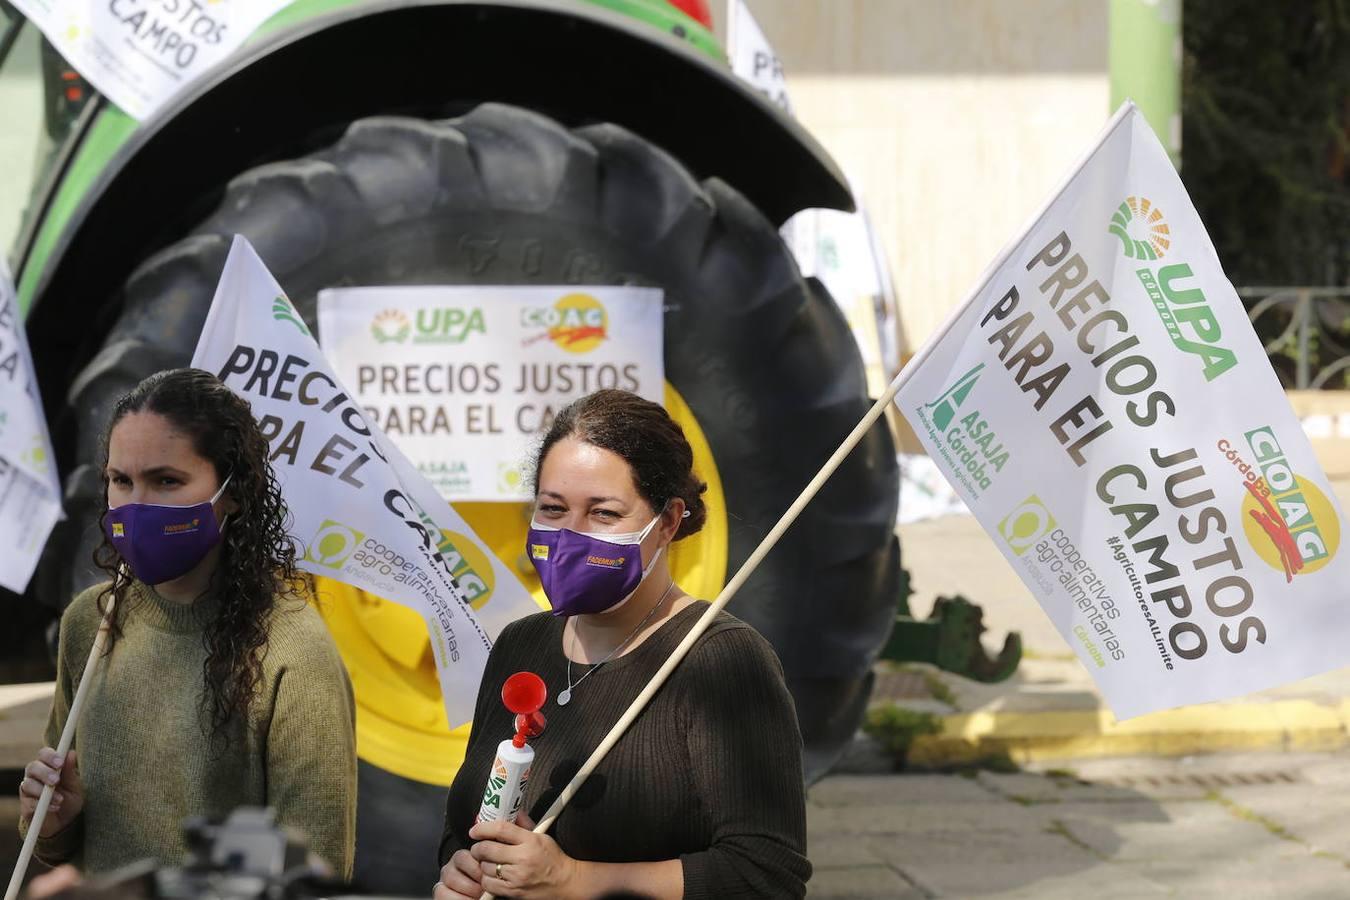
559, 579, 676, 707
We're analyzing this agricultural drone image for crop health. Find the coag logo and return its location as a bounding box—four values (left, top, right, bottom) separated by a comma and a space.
112, 522, 125, 537
371, 309, 410, 343
998, 495, 1057, 556
521, 293, 608, 354
1238, 426, 1341, 581
923, 363, 984, 430
437, 530, 496, 610
273, 296, 311, 337
305, 520, 366, 569
1108, 196, 1170, 260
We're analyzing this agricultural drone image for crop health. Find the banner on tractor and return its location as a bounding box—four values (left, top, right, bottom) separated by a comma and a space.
11, 0, 293, 120
0, 261, 62, 594
896, 102, 1349, 719
191, 236, 540, 728
316, 285, 665, 502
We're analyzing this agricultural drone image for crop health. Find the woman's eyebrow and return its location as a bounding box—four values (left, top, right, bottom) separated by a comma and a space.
111, 465, 190, 479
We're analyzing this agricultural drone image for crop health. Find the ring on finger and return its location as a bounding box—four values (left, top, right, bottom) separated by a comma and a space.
495, 862, 504, 880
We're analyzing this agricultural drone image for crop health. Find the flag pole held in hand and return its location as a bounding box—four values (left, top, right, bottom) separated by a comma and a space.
5, 597, 116, 900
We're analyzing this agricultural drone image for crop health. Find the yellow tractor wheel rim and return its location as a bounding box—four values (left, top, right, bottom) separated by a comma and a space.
316, 383, 728, 786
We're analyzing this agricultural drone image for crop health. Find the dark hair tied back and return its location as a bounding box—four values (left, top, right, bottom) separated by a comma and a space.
532, 390, 708, 539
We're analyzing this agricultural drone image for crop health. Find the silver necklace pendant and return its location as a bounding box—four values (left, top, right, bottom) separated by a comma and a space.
559, 579, 675, 710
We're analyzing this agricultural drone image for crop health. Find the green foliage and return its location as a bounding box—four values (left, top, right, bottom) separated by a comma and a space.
1182, 0, 1350, 285
862, 704, 941, 768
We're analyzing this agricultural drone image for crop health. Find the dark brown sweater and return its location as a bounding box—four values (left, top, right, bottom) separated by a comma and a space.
439, 603, 811, 899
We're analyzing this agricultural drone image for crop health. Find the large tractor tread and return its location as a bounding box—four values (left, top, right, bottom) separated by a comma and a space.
47, 102, 900, 890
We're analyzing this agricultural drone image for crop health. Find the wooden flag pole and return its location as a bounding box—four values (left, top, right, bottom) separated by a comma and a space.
5, 598, 116, 900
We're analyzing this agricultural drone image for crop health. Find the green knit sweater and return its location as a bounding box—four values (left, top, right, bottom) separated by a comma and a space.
19, 581, 357, 877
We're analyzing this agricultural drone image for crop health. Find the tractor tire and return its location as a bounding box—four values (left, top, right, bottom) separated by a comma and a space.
46, 103, 899, 892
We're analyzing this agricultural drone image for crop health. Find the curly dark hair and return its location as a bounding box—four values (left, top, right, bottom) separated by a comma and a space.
93, 368, 305, 742
531, 389, 708, 540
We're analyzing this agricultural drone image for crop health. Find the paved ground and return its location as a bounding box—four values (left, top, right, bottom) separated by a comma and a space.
808, 751, 1350, 899
5, 751, 1350, 898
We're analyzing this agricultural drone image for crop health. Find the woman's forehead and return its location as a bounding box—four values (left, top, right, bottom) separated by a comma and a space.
108, 412, 204, 468
539, 437, 638, 499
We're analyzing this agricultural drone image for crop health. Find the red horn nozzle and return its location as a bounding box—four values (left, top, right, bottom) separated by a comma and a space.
503, 671, 547, 747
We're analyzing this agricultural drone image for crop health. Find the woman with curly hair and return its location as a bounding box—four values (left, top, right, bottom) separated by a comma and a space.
17, 368, 356, 877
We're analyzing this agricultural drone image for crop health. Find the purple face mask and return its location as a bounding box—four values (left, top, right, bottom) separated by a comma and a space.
104, 475, 231, 586
526, 514, 664, 617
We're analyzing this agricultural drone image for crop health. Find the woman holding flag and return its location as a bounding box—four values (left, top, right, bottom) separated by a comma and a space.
437, 390, 810, 900
17, 369, 357, 877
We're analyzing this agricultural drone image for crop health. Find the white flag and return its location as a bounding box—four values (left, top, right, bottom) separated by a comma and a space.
0, 262, 63, 594
896, 103, 1349, 719
727, 0, 791, 115
11, 0, 294, 120
191, 236, 539, 727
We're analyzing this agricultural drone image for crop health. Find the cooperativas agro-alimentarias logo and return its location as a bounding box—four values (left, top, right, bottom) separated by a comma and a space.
521, 293, 608, 354
1229, 426, 1341, 582
1110, 196, 1239, 383
305, 519, 366, 568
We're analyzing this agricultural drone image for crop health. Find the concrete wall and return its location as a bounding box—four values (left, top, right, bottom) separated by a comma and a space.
725, 0, 1111, 351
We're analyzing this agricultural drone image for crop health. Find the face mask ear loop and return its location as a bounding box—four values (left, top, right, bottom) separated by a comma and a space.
212, 473, 234, 534
211, 472, 234, 505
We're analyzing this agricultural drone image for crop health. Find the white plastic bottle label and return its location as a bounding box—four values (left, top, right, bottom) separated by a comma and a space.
477, 740, 534, 825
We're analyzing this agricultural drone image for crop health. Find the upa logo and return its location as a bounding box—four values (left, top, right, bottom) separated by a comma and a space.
1108, 195, 1170, 260
437, 530, 496, 610
412, 306, 486, 344
1118, 194, 1238, 382
1237, 426, 1341, 582
306, 519, 366, 569
371, 309, 411, 343
998, 495, 1057, 557
522, 293, 608, 354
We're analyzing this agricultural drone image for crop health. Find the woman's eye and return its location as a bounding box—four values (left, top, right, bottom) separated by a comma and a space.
538, 504, 565, 515
592, 509, 620, 520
